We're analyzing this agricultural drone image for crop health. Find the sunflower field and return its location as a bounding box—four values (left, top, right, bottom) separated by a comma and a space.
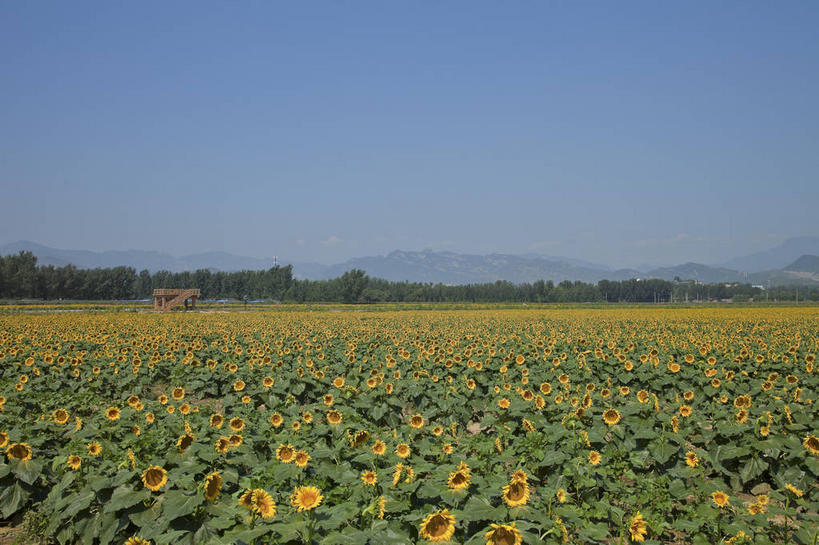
0, 307, 817, 545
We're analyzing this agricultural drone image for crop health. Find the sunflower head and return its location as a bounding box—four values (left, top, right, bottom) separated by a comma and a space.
629, 512, 648, 542
204, 472, 222, 502
485, 522, 522, 545
105, 407, 121, 421
588, 451, 601, 466
291, 485, 324, 512
395, 443, 410, 458
502, 479, 530, 507
361, 470, 378, 486
419, 509, 456, 542
67, 455, 82, 470
711, 490, 730, 507
804, 435, 819, 455
6, 443, 32, 461
52, 409, 70, 425
294, 450, 310, 468
602, 409, 620, 426
685, 451, 699, 468
142, 465, 168, 492
276, 444, 295, 463
409, 414, 425, 428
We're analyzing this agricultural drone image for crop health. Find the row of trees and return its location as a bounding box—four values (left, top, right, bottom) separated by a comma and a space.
2, 251, 818, 303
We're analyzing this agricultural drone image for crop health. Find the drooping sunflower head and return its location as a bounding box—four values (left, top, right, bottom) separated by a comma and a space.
228, 434, 243, 447
204, 472, 222, 502
142, 465, 168, 492
0, 432, 7, 449
419, 509, 456, 542
177, 433, 195, 453
485, 522, 522, 545
556, 488, 567, 503
6, 443, 32, 461
215, 436, 231, 454
290, 485, 324, 512
804, 435, 819, 455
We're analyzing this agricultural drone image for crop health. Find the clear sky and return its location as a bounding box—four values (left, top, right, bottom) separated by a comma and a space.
1, 1, 817, 268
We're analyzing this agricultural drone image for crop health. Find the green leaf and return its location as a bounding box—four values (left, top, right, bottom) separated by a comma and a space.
63, 489, 96, 518
162, 490, 204, 520
458, 496, 505, 522
739, 457, 769, 484
104, 485, 151, 513
10, 459, 43, 485
0, 481, 29, 518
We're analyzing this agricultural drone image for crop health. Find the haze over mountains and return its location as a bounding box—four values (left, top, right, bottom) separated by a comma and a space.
3, 237, 819, 286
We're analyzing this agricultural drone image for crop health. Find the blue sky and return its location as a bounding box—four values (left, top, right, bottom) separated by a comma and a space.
1, 1, 817, 267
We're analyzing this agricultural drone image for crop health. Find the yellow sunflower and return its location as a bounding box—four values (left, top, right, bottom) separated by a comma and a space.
229, 417, 245, 432
326, 410, 342, 425
105, 407, 121, 421
87, 442, 102, 456
447, 467, 471, 490
142, 465, 168, 492
372, 440, 386, 456
588, 451, 601, 466
419, 509, 456, 542
485, 522, 522, 545
803, 435, 819, 455
502, 479, 530, 507
602, 409, 620, 426
291, 485, 324, 512
204, 472, 222, 502
276, 444, 295, 463
6, 443, 32, 461
67, 455, 82, 470
629, 512, 647, 542
685, 451, 699, 468
210, 414, 224, 428
269, 413, 284, 427
395, 443, 410, 458
52, 408, 70, 425
124, 537, 151, 545
361, 470, 378, 486
251, 489, 276, 519
294, 450, 310, 468
409, 414, 425, 428
711, 490, 730, 507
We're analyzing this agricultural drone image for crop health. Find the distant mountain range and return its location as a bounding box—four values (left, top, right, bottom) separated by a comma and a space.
3, 237, 819, 286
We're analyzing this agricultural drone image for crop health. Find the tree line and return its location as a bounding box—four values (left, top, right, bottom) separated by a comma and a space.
2, 251, 817, 303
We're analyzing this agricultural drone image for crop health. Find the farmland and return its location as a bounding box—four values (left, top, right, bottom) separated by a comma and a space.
0, 307, 817, 544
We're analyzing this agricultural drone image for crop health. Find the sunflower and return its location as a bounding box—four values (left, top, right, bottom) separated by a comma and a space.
419, 509, 456, 542
291, 485, 324, 512
276, 444, 295, 463
0, 432, 9, 448
395, 443, 410, 458
333, 376, 345, 388
177, 433, 195, 452
485, 522, 522, 545
637, 390, 650, 403
171, 387, 185, 401
52, 408, 70, 425
447, 467, 471, 490
142, 465, 168, 491
588, 451, 601, 466
685, 451, 699, 468
105, 407, 121, 421
269, 413, 284, 427
2, 441, 32, 462
250, 489, 276, 519
210, 414, 224, 428
215, 436, 231, 454
204, 472, 222, 502
377, 496, 386, 519
145, 413, 155, 424
229, 417, 245, 432
679, 405, 692, 417
372, 440, 386, 456
87, 442, 102, 456
361, 470, 378, 486
410, 414, 425, 428
238, 489, 254, 509
711, 490, 730, 507
602, 409, 620, 426
233, 380, 245, 392
629, 512, 648, 542
502, 479, 529, 507
442, 443, 453, 455
497, 398, 510, 409
351, 430, 370, 447
785, 484, 803, 497
229, 434, 243, 447
556, 488, 567, 503
263, 376, 274, 388
803, 435, 819, 455
124, 537, 151, 545
288, 450, 307, 468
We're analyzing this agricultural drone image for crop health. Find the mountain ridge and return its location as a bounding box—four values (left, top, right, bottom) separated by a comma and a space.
3, 239, 818, 286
